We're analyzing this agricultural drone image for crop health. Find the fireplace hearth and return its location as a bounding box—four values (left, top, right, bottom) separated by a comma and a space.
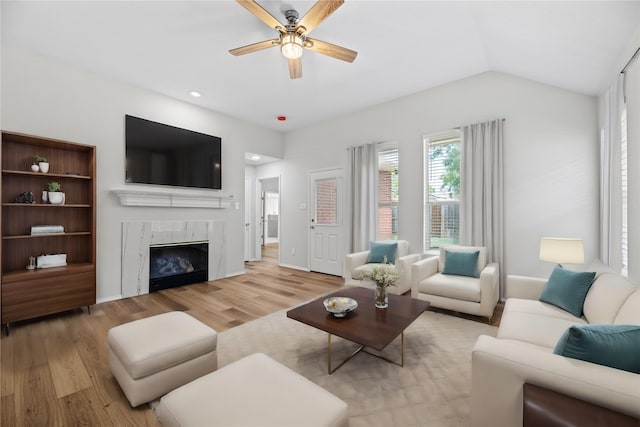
149, 241, 208, 292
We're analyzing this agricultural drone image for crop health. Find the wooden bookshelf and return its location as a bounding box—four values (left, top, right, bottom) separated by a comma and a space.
1, 131, 96, 332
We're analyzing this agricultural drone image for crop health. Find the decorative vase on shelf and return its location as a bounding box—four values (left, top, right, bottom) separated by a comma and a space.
35, 155, 49, 173
47, 182, 63, 204
374, 284, 388, 309
48, 192, 65, 205
31, 163, 40, 172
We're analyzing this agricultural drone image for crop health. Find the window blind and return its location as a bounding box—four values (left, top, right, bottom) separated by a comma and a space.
424, 132, 461, 250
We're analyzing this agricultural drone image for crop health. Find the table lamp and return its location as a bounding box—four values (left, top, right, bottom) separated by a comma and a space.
539, 237, 584, 267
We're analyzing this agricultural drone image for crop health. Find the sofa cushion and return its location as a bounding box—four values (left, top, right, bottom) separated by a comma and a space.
439, 245, 487, 274
497, 298, 586, 348
442, 250, 479, 278
554, 324, 640, 374
583, 272, 638, 324
615, 289, 640, 325
418, 273, 480, 302
367, 241, 398, 264
540, 266, 595, 317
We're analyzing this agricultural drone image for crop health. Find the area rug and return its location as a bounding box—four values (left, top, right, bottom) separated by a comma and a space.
217, 307, 497, 427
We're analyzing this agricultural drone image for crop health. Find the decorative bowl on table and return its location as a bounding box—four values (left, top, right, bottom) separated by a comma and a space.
323, 297, 358, 318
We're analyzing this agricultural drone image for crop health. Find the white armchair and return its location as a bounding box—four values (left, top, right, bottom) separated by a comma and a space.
344, 240, 421, 295
411, 245, 499, 320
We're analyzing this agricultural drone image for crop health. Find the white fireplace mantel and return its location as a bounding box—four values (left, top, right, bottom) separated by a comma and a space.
111, 188, 233, 208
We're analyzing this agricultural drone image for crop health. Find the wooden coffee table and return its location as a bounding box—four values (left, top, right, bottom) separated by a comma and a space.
287, 287, 430, 374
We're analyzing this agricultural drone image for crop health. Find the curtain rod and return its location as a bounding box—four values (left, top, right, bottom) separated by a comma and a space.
621, 46, 640, 73
454, 118, 506, 129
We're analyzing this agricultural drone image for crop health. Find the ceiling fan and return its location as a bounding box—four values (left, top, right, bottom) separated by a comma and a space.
229, 0, 357, 79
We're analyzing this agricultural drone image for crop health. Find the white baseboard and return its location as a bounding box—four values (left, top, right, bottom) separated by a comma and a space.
278, 263, 309, 272
96, 294, 123, 304
226, 270, 245, 278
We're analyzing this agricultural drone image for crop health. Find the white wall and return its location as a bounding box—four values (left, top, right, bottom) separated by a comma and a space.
2, 47, 285, 302
1, 46, 603, 297
266, 72, 599, 279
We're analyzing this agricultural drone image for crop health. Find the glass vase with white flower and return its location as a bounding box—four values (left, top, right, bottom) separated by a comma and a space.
361, 256, 401, 308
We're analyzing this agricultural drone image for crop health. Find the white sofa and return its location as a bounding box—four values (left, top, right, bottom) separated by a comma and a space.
410, 245, 500, 320
344, 240, 420, 295
471, 260, 640, 426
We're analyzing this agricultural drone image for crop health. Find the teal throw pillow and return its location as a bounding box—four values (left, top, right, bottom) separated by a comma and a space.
539, 266, 595, 317
441, 250, 479, 278
367, 241, 398, 264
553, 324, 640, 374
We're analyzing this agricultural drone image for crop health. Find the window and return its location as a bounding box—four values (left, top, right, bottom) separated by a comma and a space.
377, 146, 398, 240
315, 178, 337, 225
424, 131, 461, 250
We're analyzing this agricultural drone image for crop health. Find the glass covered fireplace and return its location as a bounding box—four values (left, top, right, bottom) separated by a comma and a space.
149, 241, 208, 292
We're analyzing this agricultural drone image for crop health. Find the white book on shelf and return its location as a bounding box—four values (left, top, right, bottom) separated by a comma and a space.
31, 225, 65, 235
37, 253, 67, 268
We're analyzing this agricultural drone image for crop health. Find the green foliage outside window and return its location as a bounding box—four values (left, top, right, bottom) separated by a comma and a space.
429, 143, 460, 200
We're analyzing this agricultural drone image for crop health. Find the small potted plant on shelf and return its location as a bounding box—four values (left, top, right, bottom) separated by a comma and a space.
47, 181, 65, 204
35, 155, 49, 173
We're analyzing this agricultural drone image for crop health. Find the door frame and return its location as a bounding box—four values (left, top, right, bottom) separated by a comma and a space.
255, 175, 281, 262
308, 167, 344, 276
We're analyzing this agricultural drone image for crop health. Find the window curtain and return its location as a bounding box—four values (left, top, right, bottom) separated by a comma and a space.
599, 74, 625, 270
460, 119, 505, 293
624, 53, 640, 280
346, 143, 378, 253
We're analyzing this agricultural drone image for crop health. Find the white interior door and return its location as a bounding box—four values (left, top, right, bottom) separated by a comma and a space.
309, 169, 344, 276
244, 177, 252, 261
254, 179, 263, 261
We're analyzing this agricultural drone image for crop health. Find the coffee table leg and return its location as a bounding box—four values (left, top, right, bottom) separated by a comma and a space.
327, 333, 331, 374
328, 331, 406, 373
401, 331, 404, 367
327, 333, 365, 375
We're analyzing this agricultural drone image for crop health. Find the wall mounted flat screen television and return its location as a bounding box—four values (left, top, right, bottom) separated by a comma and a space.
125, 115, 222, 190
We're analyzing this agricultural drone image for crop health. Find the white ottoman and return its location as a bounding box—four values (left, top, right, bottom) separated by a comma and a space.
157, 353, 349, 427
108, 311, 218, 407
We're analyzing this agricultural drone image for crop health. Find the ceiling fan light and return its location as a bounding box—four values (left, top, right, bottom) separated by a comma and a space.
281, 34, 303, 59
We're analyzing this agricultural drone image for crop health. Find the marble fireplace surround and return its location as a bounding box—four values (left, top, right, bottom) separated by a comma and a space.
121, 220, 226, 297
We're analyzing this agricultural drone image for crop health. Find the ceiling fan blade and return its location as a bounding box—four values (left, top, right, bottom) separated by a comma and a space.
229, 39, 279, 56
297, 0, 344, 35
288, 57, 302, 79
236, 0, 285, 31
306, 38, 357, 62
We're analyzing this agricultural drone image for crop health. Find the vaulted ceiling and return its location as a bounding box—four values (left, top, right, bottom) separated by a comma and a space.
2, 1, 639, 131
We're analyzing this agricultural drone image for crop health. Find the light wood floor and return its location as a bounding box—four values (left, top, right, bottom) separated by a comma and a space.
0, 244, 502, 426
0, 245, 344, 426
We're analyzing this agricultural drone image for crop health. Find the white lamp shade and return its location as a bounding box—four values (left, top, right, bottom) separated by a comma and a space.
539, 237, 585, 265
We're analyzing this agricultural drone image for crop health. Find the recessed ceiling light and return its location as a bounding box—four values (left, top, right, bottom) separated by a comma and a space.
251, 155, 261, 161
189, 91, 201, 98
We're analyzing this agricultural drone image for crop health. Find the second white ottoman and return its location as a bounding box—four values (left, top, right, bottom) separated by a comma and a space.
157, 353, 349, 427
108, 311, 218, 407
